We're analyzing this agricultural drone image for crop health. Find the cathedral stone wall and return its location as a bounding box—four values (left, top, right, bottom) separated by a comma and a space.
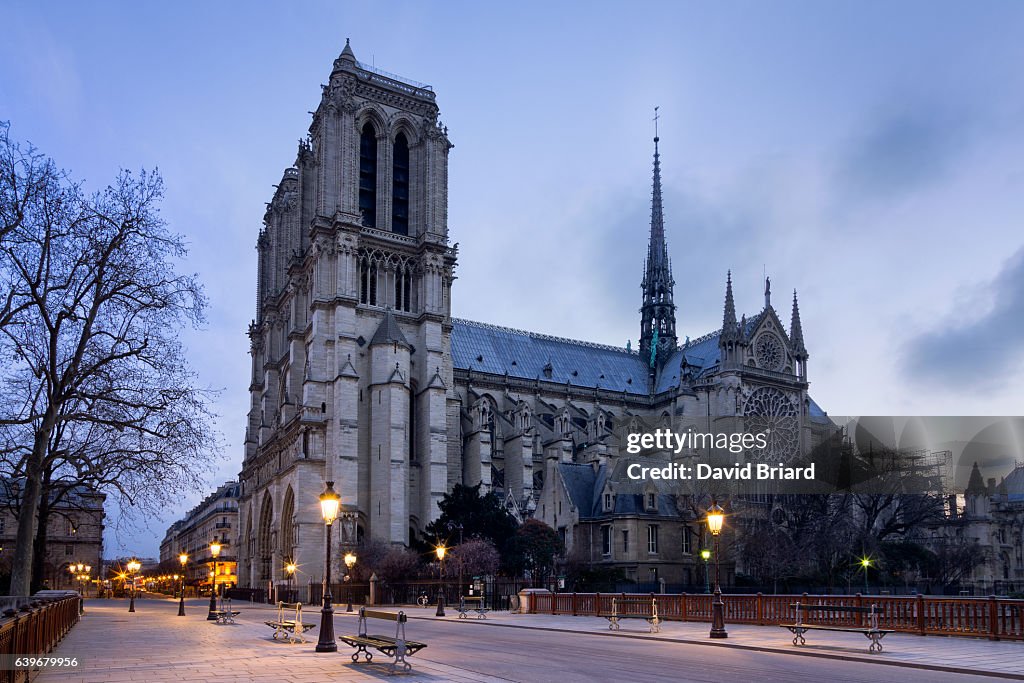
234, 43, 825, 589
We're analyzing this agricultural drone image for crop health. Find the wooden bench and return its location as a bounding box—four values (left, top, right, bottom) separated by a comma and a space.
212, 597, 241, 625
339, 608, 427, 674
779, 602, 894, 653
458, 595, 489, 619
264, 601, 316, 643
598, 596, 660, 633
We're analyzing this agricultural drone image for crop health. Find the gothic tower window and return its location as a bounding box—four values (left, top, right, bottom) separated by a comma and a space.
392, 133, 409, 235
359, 257, 379, 306
359, 123, 378, 227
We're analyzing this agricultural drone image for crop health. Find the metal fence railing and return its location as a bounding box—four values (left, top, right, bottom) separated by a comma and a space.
524, 592, 1024, 641
0, 593, 81, 683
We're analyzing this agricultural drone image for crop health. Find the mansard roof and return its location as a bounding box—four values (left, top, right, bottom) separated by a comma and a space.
451, 319, 649, 395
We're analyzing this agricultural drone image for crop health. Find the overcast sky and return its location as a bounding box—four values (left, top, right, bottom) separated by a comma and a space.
3, 1, 1023, 558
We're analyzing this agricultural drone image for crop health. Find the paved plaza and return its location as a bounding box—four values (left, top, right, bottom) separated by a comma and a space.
38, 596, 1023, 682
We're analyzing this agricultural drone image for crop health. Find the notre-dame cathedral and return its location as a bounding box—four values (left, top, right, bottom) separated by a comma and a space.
236, 42, 828, 587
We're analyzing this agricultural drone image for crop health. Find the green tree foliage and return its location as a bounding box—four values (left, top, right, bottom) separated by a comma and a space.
423, 483, 519, 572
512, 519, 564, 583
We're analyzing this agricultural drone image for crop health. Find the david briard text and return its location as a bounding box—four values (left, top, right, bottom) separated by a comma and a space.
627, 462, 816, 481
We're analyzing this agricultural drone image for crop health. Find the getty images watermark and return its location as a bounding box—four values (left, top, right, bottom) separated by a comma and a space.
624, 427, 816, 481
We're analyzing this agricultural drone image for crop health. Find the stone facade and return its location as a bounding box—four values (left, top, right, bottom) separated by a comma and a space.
159, 481, 239, 590
0, 483, 104, 591
236, 42, 830, 589
939, 463, 1024, 595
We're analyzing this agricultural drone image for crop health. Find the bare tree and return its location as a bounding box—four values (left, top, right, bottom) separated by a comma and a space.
448, 538, 500, 578
0, 124, 217, 595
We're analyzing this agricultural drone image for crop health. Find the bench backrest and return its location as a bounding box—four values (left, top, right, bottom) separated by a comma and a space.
789, 603, 883, 614
612, 596, 657, 617
360, 608, 406, 623
277, 601, 303, 623
357, 607, 408, 646
790, 601, 883, 629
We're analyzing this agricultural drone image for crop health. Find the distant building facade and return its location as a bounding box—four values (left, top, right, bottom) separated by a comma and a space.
159, 481, 239, 591
0, 482, 104, 591
236, 42, 830, 589
946, 463, 1024, 595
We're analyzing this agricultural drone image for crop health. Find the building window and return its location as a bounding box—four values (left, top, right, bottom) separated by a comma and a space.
391, 133, 409, 235
647, 525, 659, 554
393, 264, 413, 312
67, 520, 77, 536
601, 525, 611, 556
65, 544, 73, 556
681, 526, 691, 554
359, 259, 379, 306
622, 529, 629, 554
603, 493, 613, 511
646, 492, 656, 511
359, 123, 378, 227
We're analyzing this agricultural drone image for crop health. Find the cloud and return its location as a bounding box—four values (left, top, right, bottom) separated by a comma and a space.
834, 104, 974, 204
903, 245, 1024, 387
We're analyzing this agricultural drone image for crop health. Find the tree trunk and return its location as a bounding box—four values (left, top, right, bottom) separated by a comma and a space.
31, 469, 54, 593
9, 415, 56, 596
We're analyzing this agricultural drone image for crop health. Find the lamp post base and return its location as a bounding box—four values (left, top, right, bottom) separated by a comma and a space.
315, 596, 337, 652
709, 587, 728, 638
435, 594, 446, 617
178, 595, 186, 616
206, 592, 218, 620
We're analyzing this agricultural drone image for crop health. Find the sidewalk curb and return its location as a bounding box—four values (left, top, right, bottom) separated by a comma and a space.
408, 613, 1024, 681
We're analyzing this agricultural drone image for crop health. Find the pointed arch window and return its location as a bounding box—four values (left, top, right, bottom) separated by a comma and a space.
392, 132, 409, 235
359, 123, 378, 227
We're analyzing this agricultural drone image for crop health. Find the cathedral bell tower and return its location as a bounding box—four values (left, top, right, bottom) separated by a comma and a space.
243, 39, 457, 571
639, 131, 677, 373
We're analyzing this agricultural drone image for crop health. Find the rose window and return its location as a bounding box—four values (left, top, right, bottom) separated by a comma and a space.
755, 333, 784, 371
743, 387, 799, 462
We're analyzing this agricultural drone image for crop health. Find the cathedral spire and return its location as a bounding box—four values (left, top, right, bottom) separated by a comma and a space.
790, 289, 807, 358
720, 271, 738, 343
639, 114, 677, 373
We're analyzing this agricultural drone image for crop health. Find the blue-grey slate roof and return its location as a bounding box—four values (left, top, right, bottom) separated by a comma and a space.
451, 316, 827, 418
451, 319, 649, 394
1003, 465, 1024, 502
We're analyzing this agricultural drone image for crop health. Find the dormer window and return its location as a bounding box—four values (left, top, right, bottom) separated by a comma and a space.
603, 492, 613, 511
646, 492, 656, 511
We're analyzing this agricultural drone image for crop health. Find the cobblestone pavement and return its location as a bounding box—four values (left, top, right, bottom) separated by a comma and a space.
36, 597, 1023, 682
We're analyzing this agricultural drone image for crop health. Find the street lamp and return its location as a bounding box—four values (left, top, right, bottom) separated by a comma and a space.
285, 562, 297, 603
178, 553, 188, 616
860, 557, 871, 594
344, 552, 357, 612
316, 481, 341, 653
700, 549, 711, 594
435, 545, 447, 617
706, 503, 727, 639
126, 559, 141, 613
207, 541, 222, 620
